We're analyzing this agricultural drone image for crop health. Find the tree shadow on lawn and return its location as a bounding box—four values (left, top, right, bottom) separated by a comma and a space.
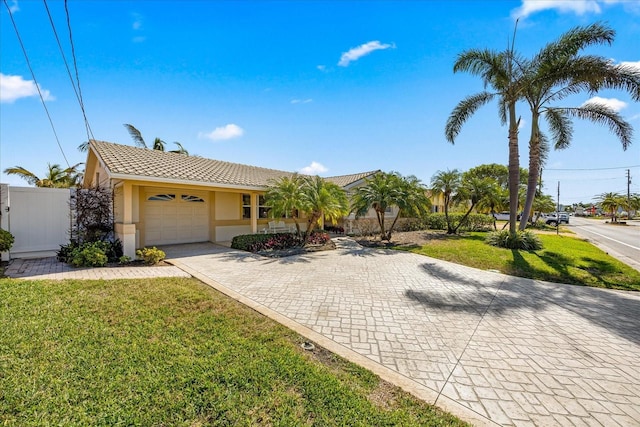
409, 261, 640, 346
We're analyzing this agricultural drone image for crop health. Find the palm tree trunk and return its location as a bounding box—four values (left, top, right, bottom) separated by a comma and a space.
520, 112, 540, 231
453, 203, 476, 234
507, 103, 520, 236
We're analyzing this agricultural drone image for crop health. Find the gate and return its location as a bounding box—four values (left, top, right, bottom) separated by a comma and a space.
0, 185, 71, 259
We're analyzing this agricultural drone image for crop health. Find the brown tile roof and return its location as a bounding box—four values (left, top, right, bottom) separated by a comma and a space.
90, 140, 375, 189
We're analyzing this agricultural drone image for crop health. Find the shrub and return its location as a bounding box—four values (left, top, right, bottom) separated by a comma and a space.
423, 213, 493, 232
306, 231, 330, 245
136, 247, 166, 265
69, 242, 109, 267
119, 255, 132, 264
485, 230, 543, 250
0, 228, 15, 252
58, 240, 122, 265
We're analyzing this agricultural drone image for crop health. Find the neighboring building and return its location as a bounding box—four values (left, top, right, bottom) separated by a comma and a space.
83, 140, 383, 257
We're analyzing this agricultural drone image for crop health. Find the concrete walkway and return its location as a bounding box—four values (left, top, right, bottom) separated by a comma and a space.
5, 239, 640, 426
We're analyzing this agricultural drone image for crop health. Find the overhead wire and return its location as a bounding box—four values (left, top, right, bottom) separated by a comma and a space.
2, 0, 71, 168
42, 0, 94, 142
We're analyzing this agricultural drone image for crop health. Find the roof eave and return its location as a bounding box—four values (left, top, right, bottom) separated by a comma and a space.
108, 172, 267, 192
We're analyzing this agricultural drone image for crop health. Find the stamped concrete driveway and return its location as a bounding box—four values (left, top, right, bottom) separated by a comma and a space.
164, 238, 640, 427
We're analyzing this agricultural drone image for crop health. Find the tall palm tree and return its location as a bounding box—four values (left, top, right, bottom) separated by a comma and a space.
299, 176, 349, 245
351, 171, 430, 241
445, 35, 525, 236
430, 169, 462, 234
519, 23, 640, 230
264, 174, 305, 237
3, 163, 83, 188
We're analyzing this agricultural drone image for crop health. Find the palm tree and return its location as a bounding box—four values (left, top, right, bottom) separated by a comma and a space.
445, 36, 525, 236
299, 176, 349, 245
264, 174, 305, 237
596, 192, 624, 222
451, 175, 493, 234
430, 169, 462, 234
123, 124, 189, 154
351, 172, 430, 241
519, 23, 640, 230
4, 163, 83, 188
77, 125, 189, 154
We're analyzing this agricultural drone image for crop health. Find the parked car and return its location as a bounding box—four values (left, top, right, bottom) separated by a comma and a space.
545, 212, 570, 225
492, 211, 521, 221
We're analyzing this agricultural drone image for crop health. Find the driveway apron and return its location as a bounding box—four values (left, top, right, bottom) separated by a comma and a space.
164, 239, 640, 427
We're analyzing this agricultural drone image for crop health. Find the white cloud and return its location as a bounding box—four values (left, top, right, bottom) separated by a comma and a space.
132, 12, 143, 30
620, 60, 640, 71
299, 161, 328, 175
198, 124, 244, 141
291, 99, 313, 104
581, 96, 627, 112
512, 0, 601, 19
317, 65, 327, 72
8, 0, 19, 13
0, 73, 54, 103
629, 113, 640, 121
338, 41, 395, 67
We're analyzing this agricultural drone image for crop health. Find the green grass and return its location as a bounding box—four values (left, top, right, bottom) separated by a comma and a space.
398, 232, 640, 291
0, 277, 466, 427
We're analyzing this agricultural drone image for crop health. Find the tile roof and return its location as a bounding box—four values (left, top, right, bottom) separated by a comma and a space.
324, 171, 380, 188
90, 140, 376, 189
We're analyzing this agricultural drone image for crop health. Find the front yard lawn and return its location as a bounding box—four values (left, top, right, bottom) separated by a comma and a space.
0, 277, 466, 426
397, 232, 640, 291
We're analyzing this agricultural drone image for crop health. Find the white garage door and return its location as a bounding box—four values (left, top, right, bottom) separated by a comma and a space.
144, 191, 209, 246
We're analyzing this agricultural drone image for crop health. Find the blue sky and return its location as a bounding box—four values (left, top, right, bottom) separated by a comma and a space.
1, 0, 639, 205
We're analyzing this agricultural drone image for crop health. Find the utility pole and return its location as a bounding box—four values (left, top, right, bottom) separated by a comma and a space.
627, 169, 632, 220
556, 181, 560, 235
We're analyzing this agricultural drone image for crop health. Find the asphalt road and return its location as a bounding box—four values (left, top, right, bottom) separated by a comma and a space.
568, 216, 640, 272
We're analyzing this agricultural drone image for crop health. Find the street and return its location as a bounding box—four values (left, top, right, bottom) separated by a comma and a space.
568, 216, 640, 272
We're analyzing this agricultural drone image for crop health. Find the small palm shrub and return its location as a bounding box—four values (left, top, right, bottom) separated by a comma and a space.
485, 230, 542, 250
136, 247, 166, 265
0, 228, 15, 252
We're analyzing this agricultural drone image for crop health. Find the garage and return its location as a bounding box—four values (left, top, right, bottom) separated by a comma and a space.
144, 191, 209, 246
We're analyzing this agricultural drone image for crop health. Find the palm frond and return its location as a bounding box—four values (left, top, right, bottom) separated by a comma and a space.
445, 92, 495, 143
123, 124, 147, 148
564, 103, 633, 150
543, 108, 573, 149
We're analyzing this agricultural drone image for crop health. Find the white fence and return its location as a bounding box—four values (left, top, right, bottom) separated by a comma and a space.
0, 184, 71, 260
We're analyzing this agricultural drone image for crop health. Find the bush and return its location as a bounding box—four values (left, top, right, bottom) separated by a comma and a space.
58, 240, 123, 266
0, 228, 15, 252
231, 231, 331, 253
136, 247, 166, 265
485, 230, 543, 250
306, 231, 330, 245
69, 242, 109, 267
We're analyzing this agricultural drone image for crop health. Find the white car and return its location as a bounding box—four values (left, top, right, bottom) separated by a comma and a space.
492, 212, 521, 221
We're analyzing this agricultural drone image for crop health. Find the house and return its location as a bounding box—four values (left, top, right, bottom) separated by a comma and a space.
83, 140, 382, 257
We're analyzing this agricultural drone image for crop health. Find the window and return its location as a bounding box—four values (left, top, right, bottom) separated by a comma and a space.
242, 194, 271, 219
182, 195, 204, 202
148, 194, 176, 201
258, 195, 271, 218
242, 194, 251, 219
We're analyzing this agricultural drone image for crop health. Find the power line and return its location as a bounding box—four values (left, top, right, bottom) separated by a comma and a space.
42, 0, 94, 142
546, 165, 640, 171
3, 0, 71, 168
64, 0, 94, 142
